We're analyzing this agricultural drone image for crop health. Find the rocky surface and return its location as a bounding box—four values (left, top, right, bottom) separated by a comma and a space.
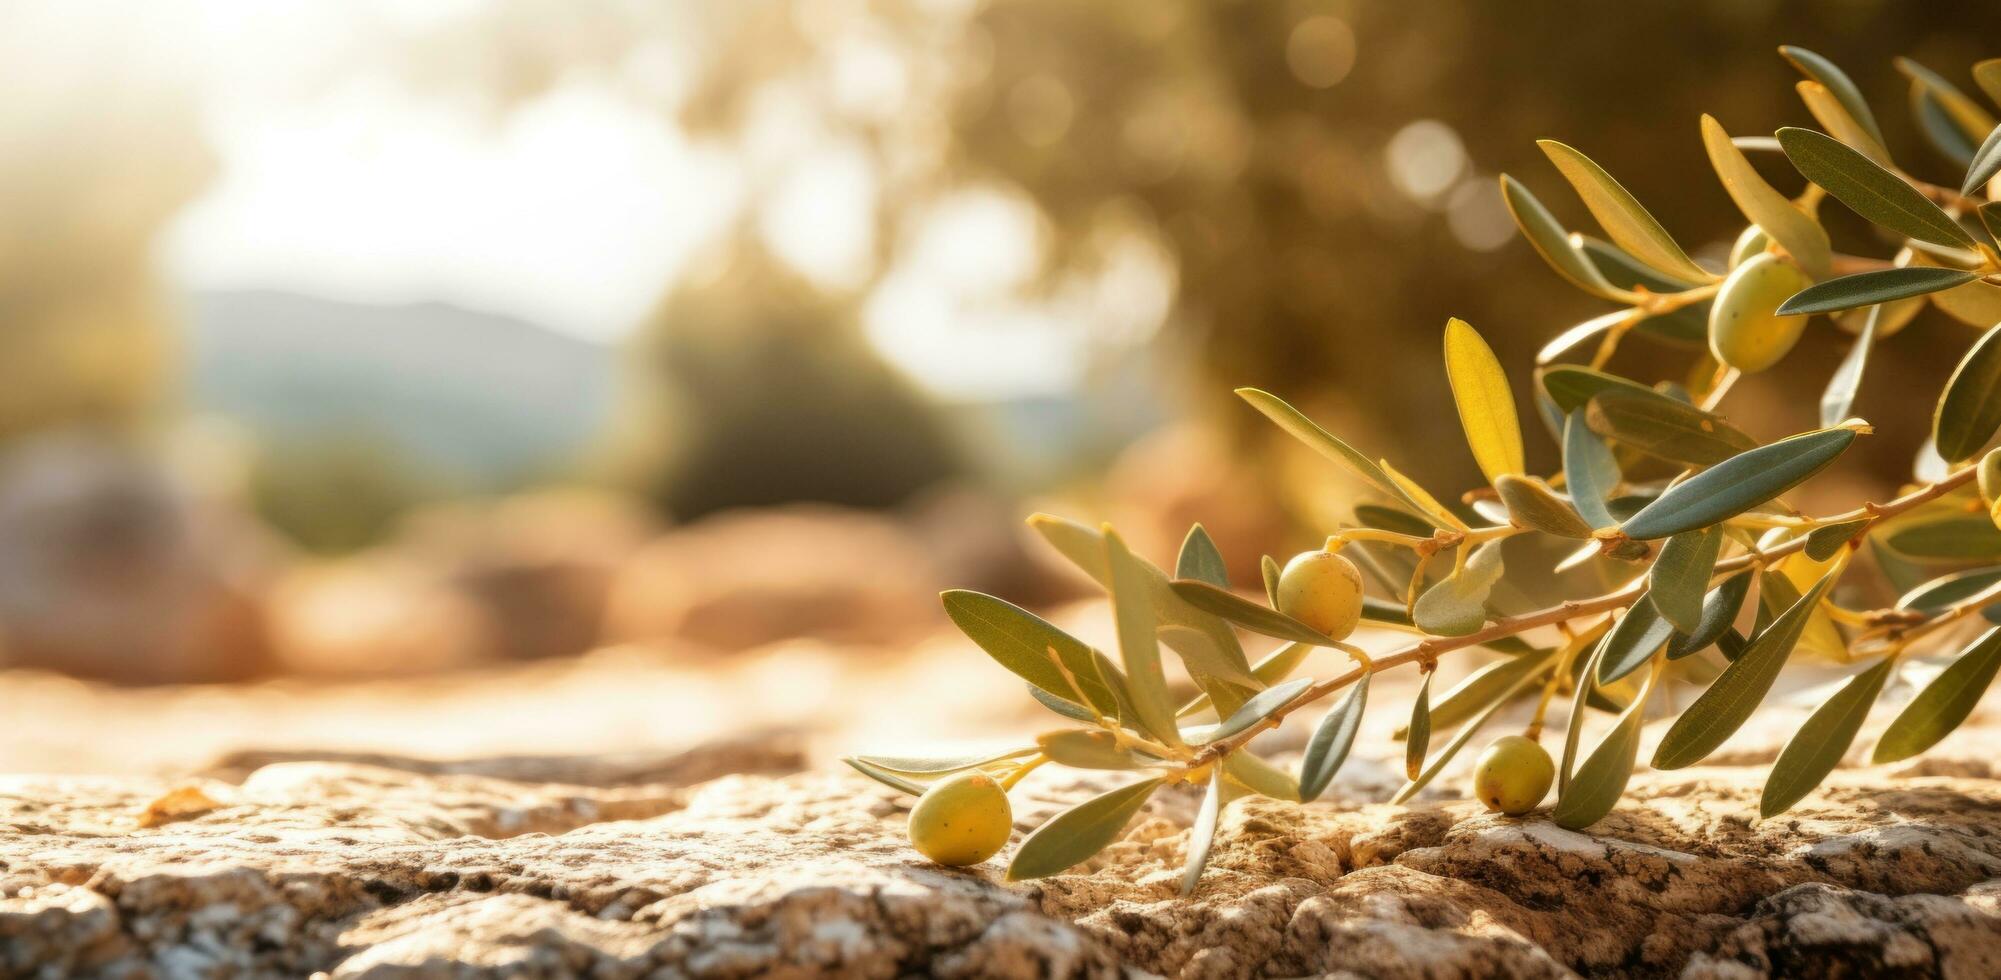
5, 735, 2001, 978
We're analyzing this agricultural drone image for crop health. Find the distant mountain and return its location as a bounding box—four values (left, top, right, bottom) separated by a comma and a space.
182, 290, 617, 487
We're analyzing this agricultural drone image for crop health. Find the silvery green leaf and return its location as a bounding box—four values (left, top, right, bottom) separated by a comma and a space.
1897, 567, 2001, 611
844, 758, 929, 796
1779, 46, 1887, 148
1651, 527, 1724, 634
1653, 573, 1837, 769
1180, 767, 1224, 896
1029, 685, 1100, 723
1206, 677, 1313, 743
1007, 778, 1164, 880
1222, 751, 1301, 802
1391, 660, 1548, 805
1299, 675, 1369, 802
1596, 593, 1676, 684
1585, 389, 1756, 466
1564, 409, 1621, 530
1413, 541, 1506, 636
1820, 307, 1876, 428
1934, 321, 2001, 463
1406, 671, 1433, 782
1962, 123, 2001, 196
1873, 626, 2001, 763
1177, 524, 1230, 589
1495, 474, 1595, 538
1619, 428, 1856, 540
850, 748, 1038, 777
1237, 388, 1449, 527
1777, 267, 1980, 315
943, 590, 1118, 715
1037, 730, 1150, 770
1553, 661, 1659, 830
1667, 569, 1754, 659
1170, 580, 1336, 645
1761, 657, 1893, 817
1106, 529, 1181, 745
1883, 515, 2001, 561
1778, 127, 1978, 251
1804, 519, 1872, 562
1498, 174, 1637, 302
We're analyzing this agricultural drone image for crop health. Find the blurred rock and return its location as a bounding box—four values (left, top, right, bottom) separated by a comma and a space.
1101, 424, 1293, 584
605, 504, 945, 650
266, 553, 491, 677
0, 433, 276, 683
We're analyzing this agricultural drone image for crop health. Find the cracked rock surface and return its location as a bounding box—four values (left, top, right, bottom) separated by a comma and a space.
5, 739, 2001, 978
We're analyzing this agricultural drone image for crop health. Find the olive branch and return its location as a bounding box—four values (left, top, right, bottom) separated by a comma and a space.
849, 46, 2001, 892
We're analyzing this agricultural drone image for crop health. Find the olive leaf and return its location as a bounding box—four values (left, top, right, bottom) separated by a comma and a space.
1897, 57, 1997, 142
1177, 524, 1231, 589
1223, 751, 1302, 802
1883, 515, 2001, 561
1779, 46, 1887, 148
1391, 659, 1553, 805
1805, 519, 1872, 562
1897, 567, 2001, 611
1169, 580, 1335, 646
1554, 659, 1660, 830
1977, 59, 2001, 108
1563, 409, 1622, 530
1777, 127, 1979, 251
1776, 267, 1980, 316
942, 590, 1118, 716
1007, 777, 1165, 881
1578, 239, 1712, 347
1495, 474, 1594, 538
1651, 526, 1724, 633
1537, 311, 1635, 366
1261, 555, 1282, 606
1963, 123, 2001, 196
1205, 677, 1312, 743
845, 758, 931, 796
1560, 630, 1614, 793
1299, 675, 1369, 802
1421, 645, 1561, 733
1585, 388, 1756, 466
1934, 322, 2001, 463
1821, 308, 1877, 428
1443, 318, 1525, 484
1237, 388, 1450, 528
1405, 670, 1433, 782
1029, 685, 1101, 723
1794, 81, 1893, 165
1498, 174, 1636, 302
1873, 626, 2001, 763
1667, 569, 1755, 659
1597, 593, 1676, 684
1542, 364, 1661, 414
1180, 767, 1224, 896
850, 749, 1038, 777
1106, 528, 1182, 746
1538, 140, 1711, 283
1760, 657, 1894, 817
1037, 730, 1152, 770
1653, 573, 1837, 770
1700, 114, 1831, 278
1180, 642, 1312, 719
1413, 541, 1506, 635
1619, 427, 1857, 540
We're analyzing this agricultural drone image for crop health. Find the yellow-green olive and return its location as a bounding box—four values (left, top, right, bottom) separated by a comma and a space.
1471, 735, 1555, 816
1728, 225, 1770, 268
1981, 448, 2001, 531
907, 770, 1012, 866
1709, 252, 1813, 373
1275, 551, 1364, 640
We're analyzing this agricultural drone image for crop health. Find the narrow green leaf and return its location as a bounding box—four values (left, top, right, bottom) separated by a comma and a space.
1007, 778, 1165, 880
1897, 57, 1997, 141
1498, 174, 1636, 302
1976, 59, 2001, 108
1795, 81, 1892, 165
1585, 389, 1756, 466
1761, 657, 1893, 817
1564, 409, 1621, 530
1912, 81, 1979, 167
1178, 641, 1313, 719
1495, 474, 1594, 538
1406, 671, 1433, 781
1963, 124, 2001, 196
845, 758, 929, 796
942, 590, 1117, 715
1934, 322, 2001, 463
1541, 364, 1660, 414
1177, 524, 1230, 589
1390, 664, 1545, 805
1597, 593, 1677, 684
1299, 675, 1369, 801
1261, 555, 1282, 606
1029, 686, 1100, 723
1777, 267, 1980, 315
1820, 308, 1876, 427
1983, 203, 2001, 250
1578, 238, 1712, 347
1554, 661, 1659, 829
1780, 46, 1887, 148
1652, 528, 1724, 633
1884, 515, 2001, 561
1028, 514, 1111, 586
1620, 428, 1857, 540
1413, 541, 1506, 635
1898, 567, 2001, 611
1106, 529, 1181, 746
1653, 573, 1836, 769
1805, 519, 1872, 562
1701, 114, 1832, 278
1424, 646, 1560, 733
1539, 140, 1711, 282
1207, 677, 1312, 743
1443, 318, 1525, 484
1237, 388, 1448, 527
1560, 632, 1611, 792
1777, 127, 1979, 251
1169, 580, 1335, 646
1667, 569, 1754, 659
1037, 730, 1151, 770
1180, 767, 1223, 896
1222, 750, 1301, 802
1873, 626, 2001, 763
851, 749, 1038, 777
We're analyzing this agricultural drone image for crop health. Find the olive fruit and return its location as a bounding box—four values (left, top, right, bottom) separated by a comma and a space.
907, 770, 1012, 866
1709, 252, 1813, 373
1275, 550, 1364, 640
1471, 735, 1555, 816
1727, 225, 1770, 268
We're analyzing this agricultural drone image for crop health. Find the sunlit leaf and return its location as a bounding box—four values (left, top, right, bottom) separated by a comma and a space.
845, 757, 929, 796
1542, 364, 1660, 414
1007, 778, 1164, 880
1037, 730, 1152, 770
1029, 685, 1100, 723
1539, 140, 1711, 283
1761, 657, 1893, 817
942, 590, 1117, 715
1620, 428, 1856, 540
1561, 630, 1613, 792
1976, 59, 2001, 108
1821, 308, 1876, 427
1106, 529, 1181, 745
1653, 573, 1836, 769
1406, 670, 1432, 781
1498, 174, 1637, 302
1934, 322, 2001, 463
1585, 388, 1756, 466
1413, 541, 1505, 635
850, 748, 1038, 777
1180, 767, 1223, 896
1237, 388, 1448, 528
1170, 580, 1334, 645
1777, 127, 1978, 251
1780, 46, 1887, 148
1597, 593, 1676, 684
1423, 645, 1561, 733
1443, 318, 1525, 484
1563, 409, 1621, 530
1873, 626, 2001, 763
1651, 527, 1724, 633
1299, 675, 1369, 802
1777, 267, 1980, 316
1205, 677, 1312, 743
1222, 750, 1301, 802
1553, 661, 1659, 829
1179, 641, 1312, 719
1883, 515, 2001, 561
1578, 239, 1712, 347
1700, 114, 1831, 278
1897, 566, 2001, 611
1667, 569, 1754, 659
1495, 474, 1594, 538
1176, 524, 1230, 589
1261, 554, 1282, 607
1537, 310, 1635, 366
1805, 519, 1872, 562
1963, 124, 2001, 196
1930, 267, 2001, 327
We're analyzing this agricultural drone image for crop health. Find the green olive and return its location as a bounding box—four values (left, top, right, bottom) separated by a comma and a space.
1275, 551, 1364, 640
1728, 225, 1770, 269
1471, 735, 1555, 816
1981, 448, 2001, 530
1709, 252, 1813, 373
907, 770, 1012, 866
